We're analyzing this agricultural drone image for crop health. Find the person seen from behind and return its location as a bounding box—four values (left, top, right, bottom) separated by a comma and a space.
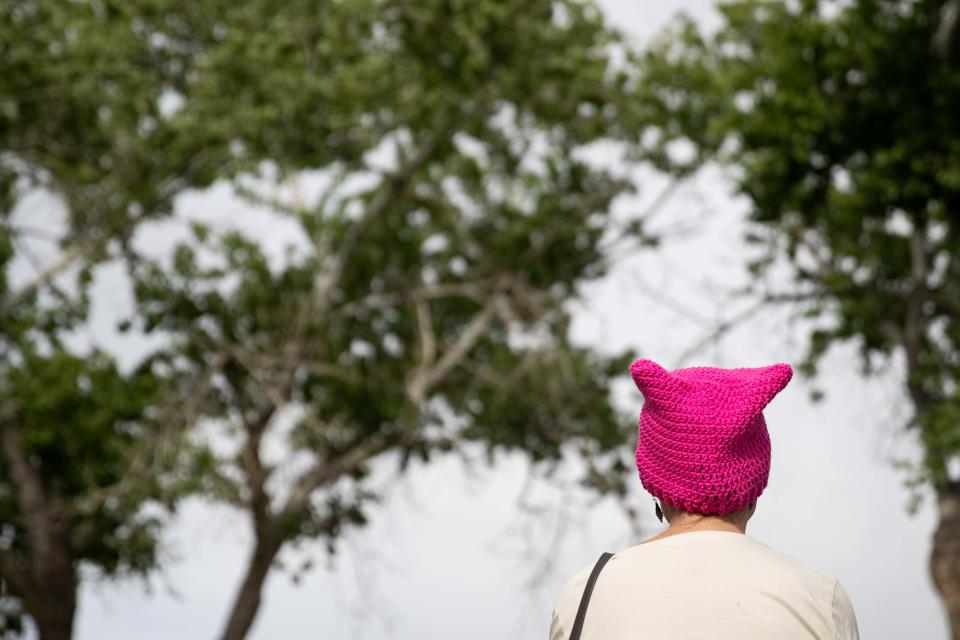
549, 358, 860, 640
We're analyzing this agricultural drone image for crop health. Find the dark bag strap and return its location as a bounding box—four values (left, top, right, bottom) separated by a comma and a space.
567, 552, 614, 640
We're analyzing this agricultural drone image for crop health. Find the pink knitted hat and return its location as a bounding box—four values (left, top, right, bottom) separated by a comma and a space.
630, 358, 794, 516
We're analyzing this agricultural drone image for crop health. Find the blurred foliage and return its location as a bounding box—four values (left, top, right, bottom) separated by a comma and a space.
1, 0, 651, 638
0, 0, 234, 637
631, 0, 960, 499
0, 0, 230, 245
127, 3, 649, 637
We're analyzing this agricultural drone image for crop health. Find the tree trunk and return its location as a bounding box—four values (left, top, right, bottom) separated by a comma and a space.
0, 415, 78, 640
931, 482, 960, 640
29, 558, 77, 640
218, 534, 282, 640
34, 600, 75, 640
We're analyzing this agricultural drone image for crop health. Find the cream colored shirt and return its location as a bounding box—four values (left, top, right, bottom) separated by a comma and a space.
549, 530, 859, 640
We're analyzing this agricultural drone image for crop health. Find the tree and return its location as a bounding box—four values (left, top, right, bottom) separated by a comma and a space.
933, 0, 960, 58
0, 2, 233, 638
630, 0, 960, 636
127, 1, 660, 637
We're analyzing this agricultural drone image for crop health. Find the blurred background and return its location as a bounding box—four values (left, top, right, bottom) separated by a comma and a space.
2, 0, 959, 638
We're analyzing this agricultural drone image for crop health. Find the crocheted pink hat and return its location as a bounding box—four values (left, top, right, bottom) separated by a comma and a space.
630, 358, 794, 516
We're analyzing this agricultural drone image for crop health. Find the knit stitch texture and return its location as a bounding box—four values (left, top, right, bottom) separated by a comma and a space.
630, 358, 794, 516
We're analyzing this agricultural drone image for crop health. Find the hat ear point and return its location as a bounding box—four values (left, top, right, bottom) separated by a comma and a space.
770, 363, 794, 390
751, 363, 794, 414
630, 358, 665, 389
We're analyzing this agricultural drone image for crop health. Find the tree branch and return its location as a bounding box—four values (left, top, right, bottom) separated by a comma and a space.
0, 418, 53, 579
0, 238, 92, 316
333, 280, 492, 318
307, 123, 460, 327
281, 293, 505, 520
406, 293, 502, 404
54, 350, 230, 519
933, 0, 960, 59
238, 406, 276, 536
407, 295, 438, 409
0, 547, 34, 608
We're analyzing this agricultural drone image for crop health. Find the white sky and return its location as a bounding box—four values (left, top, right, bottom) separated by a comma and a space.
11, 1, 949, 639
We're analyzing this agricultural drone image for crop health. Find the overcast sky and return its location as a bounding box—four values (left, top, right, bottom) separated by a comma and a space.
12, 2, 948, 639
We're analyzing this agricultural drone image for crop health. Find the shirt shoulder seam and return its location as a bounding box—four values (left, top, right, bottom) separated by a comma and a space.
551, 607, 567, 640
830, 576, 842, 640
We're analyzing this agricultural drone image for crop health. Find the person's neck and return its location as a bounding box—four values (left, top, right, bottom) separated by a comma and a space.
643, 514, 747, 543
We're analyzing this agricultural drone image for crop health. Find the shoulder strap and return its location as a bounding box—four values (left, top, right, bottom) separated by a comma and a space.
567, 552, 614, 640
